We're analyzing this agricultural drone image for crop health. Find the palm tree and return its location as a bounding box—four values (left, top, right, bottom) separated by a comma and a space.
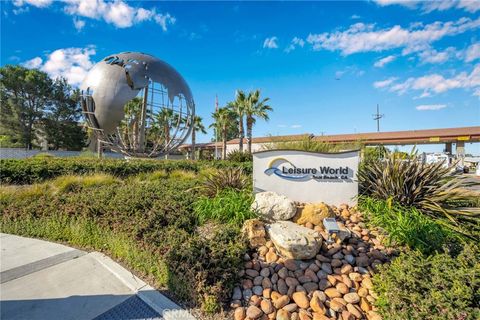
120, 97, 143, 151
191, 115, 206, 160
245, 89, 273, 153
211, 107, 235, 159
155, 108, 174, 147
229, 90, 247, 152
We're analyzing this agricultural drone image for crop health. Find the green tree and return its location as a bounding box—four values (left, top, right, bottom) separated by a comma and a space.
0, 65, 52, 149
245, 90, 273, 153
120, 97, 143, 151
229, 90, 247, 152
191, 115, 206, 160
42, 78, 86, 150
211, 107, 236, 159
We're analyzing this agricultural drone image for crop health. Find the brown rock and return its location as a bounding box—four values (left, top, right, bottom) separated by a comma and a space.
331, 259, 342, 268
293, 203, 334, 226
276, 309, 290, 320
284, 259, 297, 271
341, 310, 355, 320
349, 272, 362, 282
243, 279, 254, 289
286, 277, 299, 288
273, 295, 290, 309
243, 219, 267, 248
283, 303, 298, 313
278, 267, 289, 279
310, 295, 325, 314
342, 275, 353, 288
266, 251, 279, 263
278, 279, 288, 295
263, 288, 272, 299
324, 287, 341, 298
327, 275, 337, 286
356, 256, 370, 267
367, 311, 382, 320
358, 287, 368, 297
258, 246, 269, 256
341, 264, 353, 274
298, 311, 312, 320
336, 282, 349, 294
271, 291, 282, 301
234, 307, 246, 320
302, 282, 318, 293
343, 293, 360, 304
313, 290, 327, 303
246, 269, 260, 277
329, 299, 345, 312
360, 297, 371, 312
312, 314, 330, 320
346, 304, 362, 319
251, 295, 262, 306
247, 305, 263, 319
292, 292, 309, 309
261, 299, 274, 314
362, 277, 373, 290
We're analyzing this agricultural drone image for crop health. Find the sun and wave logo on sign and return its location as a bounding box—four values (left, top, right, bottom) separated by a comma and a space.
264, 157, 308, 180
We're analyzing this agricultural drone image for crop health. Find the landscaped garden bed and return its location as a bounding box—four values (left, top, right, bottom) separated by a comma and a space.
1, 154, 479, 319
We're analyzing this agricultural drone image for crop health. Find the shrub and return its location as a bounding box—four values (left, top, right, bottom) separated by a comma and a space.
51, 174, 119, 193
0, 157, 252, 184
358, 152, 480, 239
194, 189, 256, 226
262, 136, 361, 152
198, 167, 249, 197
373, 244, 480, 320
227, 150, 252, 162
359, 197, 454, 254
164, 225, 247, 313
0, 171, 247, 315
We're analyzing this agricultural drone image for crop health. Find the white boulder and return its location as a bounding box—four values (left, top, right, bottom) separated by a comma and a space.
251, 191, 296, 221
267, 221, 322, 260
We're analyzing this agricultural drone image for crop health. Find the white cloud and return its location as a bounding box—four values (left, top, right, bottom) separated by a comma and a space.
291, 124, 302, 128
373, 0, 480, 13
418, 46, 457, 64
263, 36, 278, 49
416, 104, 447, 111
13, 0, 53, 8
465, 43, 480, 62
284, 37, 305, 53
23, 46, 96, 87
377, 64, 480, 97
306, 17, 480, 55
73, 17, 85, 31
13, 0, 175, 30
154, 13, 176, 32
22, 57, 43, 69
374, 55, 396, 67
351, 14, 361, 19
373, 77, 398, 88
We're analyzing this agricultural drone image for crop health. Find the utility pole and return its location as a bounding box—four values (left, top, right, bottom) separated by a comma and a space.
215, 95, 219, 160
372, 104, 384, 132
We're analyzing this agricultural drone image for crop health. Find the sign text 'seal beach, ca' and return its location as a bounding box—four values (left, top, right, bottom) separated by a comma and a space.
253, 150, 359, 206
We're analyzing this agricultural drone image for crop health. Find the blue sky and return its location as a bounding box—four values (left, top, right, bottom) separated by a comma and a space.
1, 0, 479, 153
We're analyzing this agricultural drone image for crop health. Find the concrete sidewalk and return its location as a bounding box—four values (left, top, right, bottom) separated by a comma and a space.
0, 233, 195, 320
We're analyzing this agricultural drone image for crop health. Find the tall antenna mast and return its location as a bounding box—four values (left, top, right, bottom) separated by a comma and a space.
215, 95, 219, 160
372, 104, 384, 132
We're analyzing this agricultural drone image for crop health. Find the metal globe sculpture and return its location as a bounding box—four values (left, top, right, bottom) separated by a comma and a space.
80, 52, 194, 157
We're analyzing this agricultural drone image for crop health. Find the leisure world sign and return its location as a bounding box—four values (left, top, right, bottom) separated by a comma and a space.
253, 150, 359, 206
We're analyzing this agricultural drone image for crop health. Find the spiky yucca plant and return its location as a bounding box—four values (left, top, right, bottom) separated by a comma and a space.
358, 152, 479, 239
197, 168, 249, 197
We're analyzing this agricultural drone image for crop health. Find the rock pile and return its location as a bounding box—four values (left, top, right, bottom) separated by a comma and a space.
235, 195, 392, 320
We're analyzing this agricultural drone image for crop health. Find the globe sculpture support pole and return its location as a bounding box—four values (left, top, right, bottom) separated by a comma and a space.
138, 84, 149, 153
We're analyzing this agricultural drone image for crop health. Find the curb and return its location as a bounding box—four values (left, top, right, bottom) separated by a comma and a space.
90, 252, 196, 320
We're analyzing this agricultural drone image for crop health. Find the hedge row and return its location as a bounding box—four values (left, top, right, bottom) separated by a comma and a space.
0, 157, 252, 184
0, 174, 248, 313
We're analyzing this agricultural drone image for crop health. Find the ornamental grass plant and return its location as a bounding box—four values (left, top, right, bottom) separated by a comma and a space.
358, 151, 480, 240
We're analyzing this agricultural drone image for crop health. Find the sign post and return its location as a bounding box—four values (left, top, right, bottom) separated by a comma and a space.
253, 149, 360, 206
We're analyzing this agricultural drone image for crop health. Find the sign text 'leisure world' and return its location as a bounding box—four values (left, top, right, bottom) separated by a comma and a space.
253, 150, 359, 206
